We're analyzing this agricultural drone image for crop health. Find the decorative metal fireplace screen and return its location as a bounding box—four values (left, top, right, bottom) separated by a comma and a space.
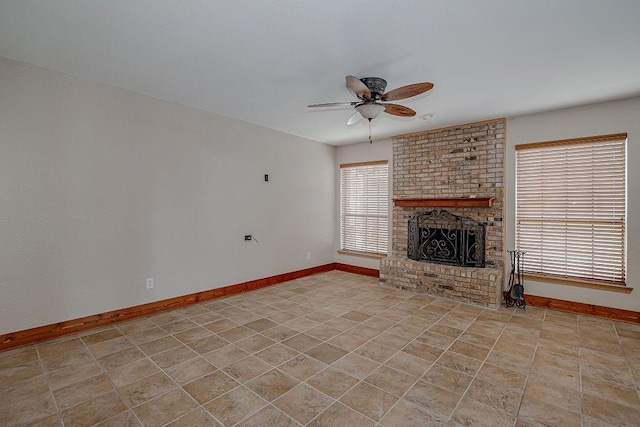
408, 210, 486, 267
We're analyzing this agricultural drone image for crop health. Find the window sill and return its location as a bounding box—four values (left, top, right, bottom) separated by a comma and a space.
523, 273, 632, 294
337, 250, 387, 260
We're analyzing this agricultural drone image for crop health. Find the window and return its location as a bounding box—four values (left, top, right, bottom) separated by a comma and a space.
340, 160, 389, 255
515, 133, 626, 285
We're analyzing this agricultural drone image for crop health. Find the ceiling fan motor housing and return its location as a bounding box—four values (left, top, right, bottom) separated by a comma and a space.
360, 77, 387, 100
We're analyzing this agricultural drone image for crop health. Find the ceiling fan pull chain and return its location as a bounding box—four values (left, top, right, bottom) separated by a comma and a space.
368, 118, 373, 144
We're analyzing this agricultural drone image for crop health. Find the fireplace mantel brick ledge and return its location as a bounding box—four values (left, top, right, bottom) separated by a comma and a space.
380, 256, 503, 307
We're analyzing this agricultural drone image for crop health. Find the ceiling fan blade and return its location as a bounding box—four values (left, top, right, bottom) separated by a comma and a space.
347, 111, 363, 125
345, 75, 371, 100
384, 103, 417, 117
382, 82, 434, 101
307, 102, 357, 108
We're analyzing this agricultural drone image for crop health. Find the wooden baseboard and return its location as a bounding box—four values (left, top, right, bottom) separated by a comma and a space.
335, 263, 380, 278
526, 294, 640, 324
0, 263, 337, 351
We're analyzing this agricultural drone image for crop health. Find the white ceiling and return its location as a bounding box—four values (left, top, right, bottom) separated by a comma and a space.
1, 1, 639, 146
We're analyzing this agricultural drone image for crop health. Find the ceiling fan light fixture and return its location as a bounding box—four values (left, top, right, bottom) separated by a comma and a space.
355, 103, 385, 120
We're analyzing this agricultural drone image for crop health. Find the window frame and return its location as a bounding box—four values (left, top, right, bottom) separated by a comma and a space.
514, 133, 627, 287
339, 160, 389, 257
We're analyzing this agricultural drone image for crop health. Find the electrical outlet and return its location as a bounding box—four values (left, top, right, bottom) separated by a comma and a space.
146, 278, 154, 289
244, 235, 252, 241
306, 252, 312, 260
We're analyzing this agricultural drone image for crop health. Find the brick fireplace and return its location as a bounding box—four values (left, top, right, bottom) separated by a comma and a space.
380, 118, 505, 307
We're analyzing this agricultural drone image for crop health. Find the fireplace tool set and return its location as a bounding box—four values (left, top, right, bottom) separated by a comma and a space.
504, 250, 526, 309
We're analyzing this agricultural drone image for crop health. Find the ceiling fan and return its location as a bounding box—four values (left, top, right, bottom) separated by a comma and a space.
308, 76, 434, 126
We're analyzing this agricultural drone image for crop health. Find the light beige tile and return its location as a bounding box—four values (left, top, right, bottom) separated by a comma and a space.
465, 377, 522, 416
116, 318, 156, 335
282, 333, 322, 352
0, 359, 43, 387
449, 340, 490, 361
98, 346, 145, 371
107, 358, 158, 387
0, 390, 57, 426
436, 351, 482, 376
416, 330, 457, 349
218, 326, 256, 343
0, 374, 49, 406
0, 346, 39, 370
380, 398, 446, 426
244, 318, 279, 332
186, 334, 229, 354
165, 356, 216, 385
149, 344, 198, 369
305, 324, 343, 341
328, 332, 370, 351
138, 335, 181, 355
404, 379, 461, 419
166, 407, 222, 427
533, 348, 580, 373
274, 383, 333, 424
371, 331, 413, 350
183, 370, 239, 404
151, 312, 184, 326
518, 396, 581, 427
204, 343, 251, 368
203, 318, 240, 333
133, 388, 198, 427
580, 359, 635, 388
422, 364, 473, 395
279, 354, 327, 381
584, 394, 640, 426
61, 390, 127, 427
451, 396, 516, 427
235, 334, 276, 353
340, 381, 398, 421
117, 371, 176, 407
523, 376, 581, 414
173, 326, 213, 344
384, 350, 431, 378
47, 360, 103, 391
236, 404, 299, 427
53, 374, 115, 410
582, 374, 640, 408
37, 338, 84, 359
245, 369, 299, 401
204, 386, 268, 426
333, 353, 380, 380
129, 326, 169, 345
88, 336, 133, 358
223, 355, 273, 383
485, 349, 531, 375
81, 329, 123, 346
8, 272, 640, 427
401, 340, 444, 362
307, 402, 375, 427
307, 367, 359, 399
476, 362, 527, 392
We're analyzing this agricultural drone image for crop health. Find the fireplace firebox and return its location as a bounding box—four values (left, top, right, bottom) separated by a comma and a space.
407, 210, 486, 267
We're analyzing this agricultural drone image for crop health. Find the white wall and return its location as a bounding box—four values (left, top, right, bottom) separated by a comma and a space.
0, 57, 336, 334
334, 138, 393, 270
507, 96, 640, 311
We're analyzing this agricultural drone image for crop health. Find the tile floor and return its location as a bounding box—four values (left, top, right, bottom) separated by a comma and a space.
2, 271, 640, 426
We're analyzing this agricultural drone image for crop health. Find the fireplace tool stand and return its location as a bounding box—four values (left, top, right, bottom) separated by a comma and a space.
504, 250, 526, 309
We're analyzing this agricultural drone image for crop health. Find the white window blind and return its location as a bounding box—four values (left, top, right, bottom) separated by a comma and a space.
515, 133, 626, 284
340, 161, 389, 255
